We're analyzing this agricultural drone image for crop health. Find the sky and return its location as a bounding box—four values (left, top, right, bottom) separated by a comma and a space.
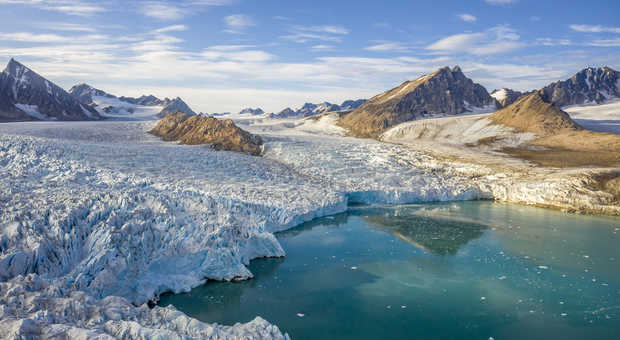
0, 0, 619, 113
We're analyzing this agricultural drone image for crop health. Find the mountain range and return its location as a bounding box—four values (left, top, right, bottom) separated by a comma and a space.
0, 59, 100, 121
272, 99, 367, 118
1, 58, 619, 128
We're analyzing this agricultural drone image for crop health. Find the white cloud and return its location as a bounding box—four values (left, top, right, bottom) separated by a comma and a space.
570, 24, 620, 34
139, 0, 234, 21
458, 14, 477, 23
0, 0, 105, 16
281, 25, 349, 44
293, 25, 350, 35
140, 2, 186, 20
154, 25, 189, 33
0, 32, 108, 43
427, 25, 523, 55
484, 0, 518, 5
37, 22, 97, 32
536, 38, 572, 46
364, 42, 409, 52
588, 38, 620, 47
311, 45, 334, 51
223, 14, 255, 33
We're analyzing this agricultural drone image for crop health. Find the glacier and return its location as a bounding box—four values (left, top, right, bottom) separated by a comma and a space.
0, 117, 481, 339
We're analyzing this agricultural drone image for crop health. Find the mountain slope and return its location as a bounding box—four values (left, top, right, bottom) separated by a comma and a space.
339, 66, 495, 138
491, 91, 581, 136
542, 66, 620, 107
0, 59, 100, 121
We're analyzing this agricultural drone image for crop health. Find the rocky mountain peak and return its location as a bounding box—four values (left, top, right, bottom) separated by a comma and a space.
157, 97, 196, 118
338, 66, 494, 137
542, 66, 620, 107
0, 58, 100, 121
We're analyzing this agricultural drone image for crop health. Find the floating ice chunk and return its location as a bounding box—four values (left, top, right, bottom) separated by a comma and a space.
538, 265, 549, 270
561, 313, 568, 317
297, 313, 305, 318
498, 276, 507, 280
401, 305, 407, 309
481, 297, 486, 301
351, 266, 358, 270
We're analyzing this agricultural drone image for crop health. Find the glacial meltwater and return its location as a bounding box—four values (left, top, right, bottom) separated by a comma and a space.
159, 202, 620, 340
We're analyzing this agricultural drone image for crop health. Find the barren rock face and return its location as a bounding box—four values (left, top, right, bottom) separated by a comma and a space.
150, 111, 263, 155
339, 66, 495, 138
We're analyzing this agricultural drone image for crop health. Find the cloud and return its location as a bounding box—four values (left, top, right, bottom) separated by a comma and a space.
139, 2, 186, 20
458, 14, 477, 23
484, 0, 518, 5
427, 25, 523, 55
223, 14, 255, 33
536, 38, 572, 46
570, 24, 620, 34
293, 25, 350, 35
311, 45, 334, 51
154, 25, 189, 33
281, 25, 349, 44
588, 38, 620, 47
139, 0, 234, 20
0, 32, 108, 43
530, 16, 541, 22
0, 0, 105, 16
364, 42, 410, 52
37, 22, 97, 32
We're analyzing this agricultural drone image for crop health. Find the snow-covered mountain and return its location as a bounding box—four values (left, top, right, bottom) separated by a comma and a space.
340, 99, 367, 111
238, 107, 265, 115
542, 66, 620, 107
272, 102, 341, 118
157, 97, 197, 118
118, 94, 165, 106
339, 66, 496, 137
69, 83, 116, 105
0, 59, 100, 121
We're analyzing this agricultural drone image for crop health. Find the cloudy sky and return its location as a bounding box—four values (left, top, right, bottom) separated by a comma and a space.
0, 0, 619, 113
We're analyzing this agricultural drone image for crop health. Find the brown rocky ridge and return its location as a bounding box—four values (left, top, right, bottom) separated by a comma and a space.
149, 111, 263, 156
338, 66, 495, 138
491, 91, 620, 168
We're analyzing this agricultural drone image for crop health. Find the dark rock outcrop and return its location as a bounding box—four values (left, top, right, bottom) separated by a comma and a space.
0, 59, 100, 121
541, 67, 620, 107
338, 66, 495, 138
149, 111, 263, 155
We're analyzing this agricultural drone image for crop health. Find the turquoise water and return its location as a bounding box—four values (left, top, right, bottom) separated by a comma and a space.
159, 202, 620, 340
